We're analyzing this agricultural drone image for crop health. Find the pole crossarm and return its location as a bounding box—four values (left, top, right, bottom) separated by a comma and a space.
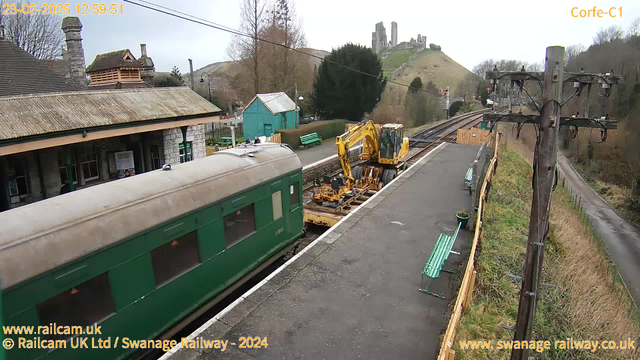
483, 113, 618, 129
486, 70, 544, 82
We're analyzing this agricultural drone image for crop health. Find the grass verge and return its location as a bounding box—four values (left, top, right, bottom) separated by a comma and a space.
453, 148, 640, 360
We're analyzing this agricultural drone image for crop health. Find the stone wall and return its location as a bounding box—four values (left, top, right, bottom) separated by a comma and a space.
162, 124, 206, 165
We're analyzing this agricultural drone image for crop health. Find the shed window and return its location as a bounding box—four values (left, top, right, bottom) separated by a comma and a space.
290, 183, 299, 208
272, 191, 283, 220
36, 273, 115, 335
151, 231, 201, 286
224, 204, 256, 247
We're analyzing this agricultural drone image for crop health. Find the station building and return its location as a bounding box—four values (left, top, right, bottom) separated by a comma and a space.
0, 22, 221, 212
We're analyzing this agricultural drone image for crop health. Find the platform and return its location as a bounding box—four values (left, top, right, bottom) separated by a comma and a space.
296, 141, 338, 166
163, 143, 481, 360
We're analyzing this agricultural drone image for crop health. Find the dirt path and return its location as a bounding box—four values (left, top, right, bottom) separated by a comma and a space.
557, 153, 640, 308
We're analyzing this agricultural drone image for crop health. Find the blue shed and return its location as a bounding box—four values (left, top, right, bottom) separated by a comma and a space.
242, 92, 298, 139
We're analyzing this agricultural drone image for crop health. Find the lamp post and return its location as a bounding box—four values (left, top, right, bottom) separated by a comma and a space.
199, 72, 212, 103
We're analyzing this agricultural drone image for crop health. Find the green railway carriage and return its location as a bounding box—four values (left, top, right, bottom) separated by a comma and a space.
0, 144, 303, 360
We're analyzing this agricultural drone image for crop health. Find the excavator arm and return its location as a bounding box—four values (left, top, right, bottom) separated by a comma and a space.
335, 121, 379, 187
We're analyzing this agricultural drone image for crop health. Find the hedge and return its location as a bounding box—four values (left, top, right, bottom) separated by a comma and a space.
278, 120, 348, 148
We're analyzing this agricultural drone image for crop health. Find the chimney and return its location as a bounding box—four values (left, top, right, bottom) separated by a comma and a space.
139, 43, 155, 87
0, 24, 5, 40
61, 17, 87, 86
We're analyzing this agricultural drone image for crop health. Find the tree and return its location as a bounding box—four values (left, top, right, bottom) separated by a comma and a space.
456, 73, 480, 101
565, 44, 585, 66
0, 0, 64, 59
227, 0, 267, 96
408, 77, 423, 93
312, 44, 386, 121
593, 25, 624, 45
472, 59, 495, 79
170, 66, 183, 83
261, 0, 308, 95
628, 18, 640, 38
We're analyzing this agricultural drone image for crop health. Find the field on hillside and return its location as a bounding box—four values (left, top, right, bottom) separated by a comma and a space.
381, 49, 420, 77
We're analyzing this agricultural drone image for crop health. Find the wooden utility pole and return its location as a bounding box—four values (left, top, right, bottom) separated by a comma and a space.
510, 46, 564, 360
484, 48, 620, 360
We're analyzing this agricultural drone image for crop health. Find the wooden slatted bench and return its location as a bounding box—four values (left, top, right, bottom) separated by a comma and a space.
300, 133, 322, 148
464, 167, 473, 194
419, 222, 462, 299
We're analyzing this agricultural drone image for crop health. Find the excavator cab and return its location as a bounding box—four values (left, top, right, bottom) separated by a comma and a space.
378, 124, 408, 164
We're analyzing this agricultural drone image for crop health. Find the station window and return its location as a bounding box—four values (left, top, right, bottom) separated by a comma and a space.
224, 204, 256, 248
151, 231, 201, 286
36, 273, 115, 334
272, 191, 283, 220
57, 150, 78, 185
80, 145, 99, 181
7, 156, 30, 203
290, 183, 299, 208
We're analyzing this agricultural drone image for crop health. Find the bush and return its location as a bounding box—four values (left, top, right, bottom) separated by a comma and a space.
429, 43, 441, 51
278, 120, 347, 148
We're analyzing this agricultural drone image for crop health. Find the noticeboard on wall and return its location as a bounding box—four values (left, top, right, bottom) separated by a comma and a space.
115, 151, 136, 178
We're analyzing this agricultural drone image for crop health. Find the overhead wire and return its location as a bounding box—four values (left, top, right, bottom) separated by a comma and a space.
122, 0, 440, 95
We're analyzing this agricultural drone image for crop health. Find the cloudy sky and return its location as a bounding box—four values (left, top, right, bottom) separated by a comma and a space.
62, 0, 640, 73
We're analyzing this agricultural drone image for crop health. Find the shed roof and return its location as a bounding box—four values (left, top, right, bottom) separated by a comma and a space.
0, 39, 84, 97
86, 49, 142, 72
0, 87, 221, 141
245, 92, 297, 115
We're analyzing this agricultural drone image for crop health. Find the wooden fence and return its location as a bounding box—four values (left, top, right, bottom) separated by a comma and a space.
437, 133, 500, 360
456, 128, 492, 146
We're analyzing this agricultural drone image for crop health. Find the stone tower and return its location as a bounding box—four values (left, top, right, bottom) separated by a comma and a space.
391, 22, 398, 47
371, 22, 388, 54
61, 17, 87, 86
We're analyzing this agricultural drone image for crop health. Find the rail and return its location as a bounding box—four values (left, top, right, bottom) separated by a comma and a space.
436, 132, 500, 360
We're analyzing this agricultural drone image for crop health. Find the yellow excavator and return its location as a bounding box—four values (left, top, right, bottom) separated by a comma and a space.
313, 121, 410, 204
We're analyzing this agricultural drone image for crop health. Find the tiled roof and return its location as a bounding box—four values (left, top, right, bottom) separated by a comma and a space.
0, 87, 221, 141
86, 49, 142, 72
0, 39, 84, 97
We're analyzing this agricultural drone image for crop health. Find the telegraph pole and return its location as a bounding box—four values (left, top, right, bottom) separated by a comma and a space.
188, 59, 195, 91
507, 46, 563, 360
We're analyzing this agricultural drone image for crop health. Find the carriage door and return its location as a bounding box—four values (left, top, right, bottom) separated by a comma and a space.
287, 178, 303, 237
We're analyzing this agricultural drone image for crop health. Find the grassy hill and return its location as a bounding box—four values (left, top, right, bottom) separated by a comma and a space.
382, 48, 472, 90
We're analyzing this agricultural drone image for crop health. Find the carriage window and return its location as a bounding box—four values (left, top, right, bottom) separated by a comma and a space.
224, 204, 256, 248
151, 231, 200, 286
272, 191, 283, 220
36, 272, 115, 334
290, 183, 299, 208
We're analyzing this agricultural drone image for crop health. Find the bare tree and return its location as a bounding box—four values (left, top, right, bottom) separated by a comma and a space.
593, 25, 624, 45
628, 18, 640, 38
0, 0, 64, 59
565, 44, 585, 66
227, 0, 267, 96
262, 0, 307, 93
472, 59, 495, 79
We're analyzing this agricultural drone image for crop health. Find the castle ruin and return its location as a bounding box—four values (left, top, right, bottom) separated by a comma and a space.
371, 21, 426, 55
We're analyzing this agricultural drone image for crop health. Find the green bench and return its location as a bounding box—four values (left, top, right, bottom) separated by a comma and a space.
464, 167, 473, 194
300, 132, 322, 147
419, 222, 462, 299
